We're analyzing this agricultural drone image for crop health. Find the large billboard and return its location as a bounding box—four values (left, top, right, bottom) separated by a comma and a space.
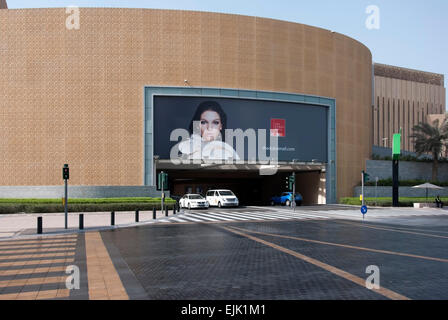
153, 96, 328, 163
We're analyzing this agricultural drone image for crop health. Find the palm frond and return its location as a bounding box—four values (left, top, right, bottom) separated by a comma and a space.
409, 120, 445, 157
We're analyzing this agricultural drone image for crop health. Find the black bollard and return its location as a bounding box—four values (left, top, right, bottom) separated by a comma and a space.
135, 210, 139, 223
174, 206, 176, 215
37, 217, 42, 234
165, 206, 168, 217
153, 207, 156, 220
111, 211, 115, 226
79, 214, 84, 230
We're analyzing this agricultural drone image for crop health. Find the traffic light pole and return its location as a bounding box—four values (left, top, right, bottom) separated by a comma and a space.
161, 171, 165, 213
64, 178, 68, 229
361, 171, 365, 207
392, 159, 399, 207
292, 172, 296, 212
63, 164, 69, 230
392, 132, 401, 207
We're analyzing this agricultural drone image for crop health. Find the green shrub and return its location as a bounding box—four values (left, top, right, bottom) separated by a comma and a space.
371, 154, 448, 163
0, 197, 173, 204
0, 199, 176, 214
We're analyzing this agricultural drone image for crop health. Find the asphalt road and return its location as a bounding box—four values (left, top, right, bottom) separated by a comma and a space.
100, 206, 448, 300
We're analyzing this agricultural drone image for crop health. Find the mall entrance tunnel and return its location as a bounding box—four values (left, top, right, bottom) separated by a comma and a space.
163, 169, 325, 206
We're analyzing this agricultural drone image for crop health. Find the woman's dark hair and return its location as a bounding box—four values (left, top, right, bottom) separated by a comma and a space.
189, 101, 227, 138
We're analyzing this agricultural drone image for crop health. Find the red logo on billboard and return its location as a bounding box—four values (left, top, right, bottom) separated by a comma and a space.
270, 119, 286, 137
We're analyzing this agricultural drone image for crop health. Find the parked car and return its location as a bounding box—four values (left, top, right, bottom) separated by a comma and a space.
270, 192, 302, 206
206, 189, 239, 208
179, 194, 209, 209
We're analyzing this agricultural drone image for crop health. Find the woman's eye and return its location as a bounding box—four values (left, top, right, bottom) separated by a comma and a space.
200, 120, 207, 125
212, 121, 220, 125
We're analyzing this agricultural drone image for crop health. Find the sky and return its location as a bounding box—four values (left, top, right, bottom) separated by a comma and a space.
6, 0, 448, 110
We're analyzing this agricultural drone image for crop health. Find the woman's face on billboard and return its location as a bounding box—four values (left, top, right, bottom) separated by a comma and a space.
200, 110, 222, 141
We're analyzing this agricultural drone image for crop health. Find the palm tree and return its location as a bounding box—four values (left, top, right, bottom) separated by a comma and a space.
410, 119, 448, 181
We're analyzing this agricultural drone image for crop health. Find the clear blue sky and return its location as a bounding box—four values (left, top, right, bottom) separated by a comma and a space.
7, 0, 448, 110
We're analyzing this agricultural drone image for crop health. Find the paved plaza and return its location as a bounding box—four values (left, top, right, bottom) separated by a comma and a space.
0, 205, 447, 300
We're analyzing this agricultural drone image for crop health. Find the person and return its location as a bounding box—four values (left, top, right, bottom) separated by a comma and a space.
178, 101, 240, 161
435, 195, 444, 208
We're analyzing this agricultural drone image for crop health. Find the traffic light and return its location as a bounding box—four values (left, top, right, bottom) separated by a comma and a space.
157, 172, 169, 191
62, 164, 69, 180
285, 174, 295, 191
290, 175, 295, 190
285, 176, 290, 190
362, 171, 370, 183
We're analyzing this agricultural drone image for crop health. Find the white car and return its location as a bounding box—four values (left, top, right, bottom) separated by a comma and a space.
179, 194, 209, 210
206, 190, 239, 208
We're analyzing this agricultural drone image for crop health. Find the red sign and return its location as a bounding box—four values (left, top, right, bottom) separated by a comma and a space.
270, 119, 286, 137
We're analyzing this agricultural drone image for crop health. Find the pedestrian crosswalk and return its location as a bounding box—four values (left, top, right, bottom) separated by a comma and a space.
151, 206, 448, 225
149, 208, 332, 224
126, 206, 448, 226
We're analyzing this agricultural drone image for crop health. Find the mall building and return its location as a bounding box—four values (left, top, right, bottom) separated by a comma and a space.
0, 3, 445, 204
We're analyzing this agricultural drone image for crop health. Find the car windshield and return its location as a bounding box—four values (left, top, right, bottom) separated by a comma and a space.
219, 191, 234, 196
189, 195, 203, 200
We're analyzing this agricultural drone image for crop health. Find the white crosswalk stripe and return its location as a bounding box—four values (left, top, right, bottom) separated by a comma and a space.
180, 215, 206, 222
233, 211, 297, 220
203, 212, 251, 221
190, 212, 234, 222
169, 217, 189, 223
224, 211, 281, 220
236, 210, 327, 221
211, 211, 276, 221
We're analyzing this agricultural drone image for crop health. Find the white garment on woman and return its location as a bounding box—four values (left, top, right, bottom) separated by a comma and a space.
178, 134, 240, 160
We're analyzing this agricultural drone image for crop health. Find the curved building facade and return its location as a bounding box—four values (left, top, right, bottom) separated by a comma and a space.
0, 8, 372, 202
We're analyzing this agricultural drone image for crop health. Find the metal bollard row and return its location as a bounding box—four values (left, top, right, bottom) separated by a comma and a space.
37, 207, 179, 235
37, 217, 42, 234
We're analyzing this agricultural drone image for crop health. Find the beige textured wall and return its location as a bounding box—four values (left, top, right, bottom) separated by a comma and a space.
374, 76, 446, 152
0, 8, 372, 199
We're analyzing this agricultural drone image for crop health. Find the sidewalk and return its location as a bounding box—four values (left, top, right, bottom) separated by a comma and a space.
0, 209, 178, 240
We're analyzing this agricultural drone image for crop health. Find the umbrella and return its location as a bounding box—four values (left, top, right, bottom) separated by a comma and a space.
411, 183, 444, 203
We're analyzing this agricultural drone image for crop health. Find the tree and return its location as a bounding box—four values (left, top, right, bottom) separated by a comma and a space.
409, 119, 448, 181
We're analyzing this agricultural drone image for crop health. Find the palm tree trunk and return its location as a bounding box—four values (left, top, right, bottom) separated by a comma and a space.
432, 152, 439, 181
